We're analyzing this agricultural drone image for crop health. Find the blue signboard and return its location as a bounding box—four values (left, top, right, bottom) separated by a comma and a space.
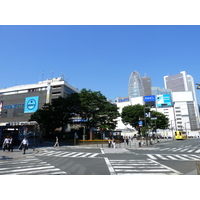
118, 97, 130, 103
138, 121, 143, 126
24, 96, 39, 113
144, 95, 156, 102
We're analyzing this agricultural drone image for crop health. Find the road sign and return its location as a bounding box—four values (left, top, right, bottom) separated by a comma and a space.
138, 121, 143, 126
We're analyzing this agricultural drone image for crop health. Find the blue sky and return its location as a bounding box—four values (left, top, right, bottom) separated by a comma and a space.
0, 25, 200, 102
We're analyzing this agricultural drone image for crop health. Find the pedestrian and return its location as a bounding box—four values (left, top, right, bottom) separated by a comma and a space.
19, 137, 29, 154
108, 139, 111, 148
126, 137, 129, 146
9, 136, 13, 152
54, 136, 59, 147
3, 136, 10, 152
112, 138, 116, 148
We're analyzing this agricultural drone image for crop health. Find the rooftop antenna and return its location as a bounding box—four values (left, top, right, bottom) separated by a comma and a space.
51, 69, 54, 79
41, 71, 44, 82
61, 73, 65, 80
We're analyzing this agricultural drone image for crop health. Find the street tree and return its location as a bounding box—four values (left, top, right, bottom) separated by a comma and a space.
121, 104, 169, 136
78, 89, 120, 132
29, 89, 120, 136
121, 104, 150, 135
150, 110, 169, 131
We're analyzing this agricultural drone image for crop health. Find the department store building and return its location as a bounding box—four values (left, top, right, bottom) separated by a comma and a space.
0, 77, 79, 141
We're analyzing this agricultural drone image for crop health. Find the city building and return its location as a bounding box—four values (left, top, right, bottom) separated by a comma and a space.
151, 87, 172, 96
0, 77, 79, 141
128, 71, 144, 98
164, 71, 200, 131
115, 71, 200, 137
142, 75, 152, 96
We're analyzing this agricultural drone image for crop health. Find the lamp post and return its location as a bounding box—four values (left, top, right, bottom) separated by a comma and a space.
196, 83, 200, 89
144, 107, 150, 146
185, 122, 189, 137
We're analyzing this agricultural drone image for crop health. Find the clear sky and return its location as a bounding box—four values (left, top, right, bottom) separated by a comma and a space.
0, 25, 200, 102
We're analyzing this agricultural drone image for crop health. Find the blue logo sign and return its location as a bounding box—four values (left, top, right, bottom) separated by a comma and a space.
144, 95, 156, 102
24, 96, 39, 113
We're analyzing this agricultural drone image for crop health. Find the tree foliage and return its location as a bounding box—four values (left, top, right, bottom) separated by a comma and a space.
29, 89, 120, 135
121, 104, 169, 135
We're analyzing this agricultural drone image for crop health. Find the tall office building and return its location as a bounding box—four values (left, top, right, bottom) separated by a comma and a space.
164, 71, 200, 131
142, 75, 152, 96
128, 71, 144, 98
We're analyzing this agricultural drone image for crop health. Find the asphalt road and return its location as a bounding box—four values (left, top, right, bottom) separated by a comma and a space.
1, 138, 200, 175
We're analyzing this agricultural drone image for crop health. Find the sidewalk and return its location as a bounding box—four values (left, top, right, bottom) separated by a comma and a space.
78, 138, 173, 149
0, 147, 38, 160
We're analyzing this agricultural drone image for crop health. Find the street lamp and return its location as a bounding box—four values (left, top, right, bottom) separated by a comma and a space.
196, 83, 200, 89
185, 122, 189, 136
144, 107, 150, 146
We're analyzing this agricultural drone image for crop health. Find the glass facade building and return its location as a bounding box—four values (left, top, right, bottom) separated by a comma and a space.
128, 71, 144, 98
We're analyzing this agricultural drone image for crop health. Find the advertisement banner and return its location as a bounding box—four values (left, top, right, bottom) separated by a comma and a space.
24, 96, 39, 113
157, 94, 172, 107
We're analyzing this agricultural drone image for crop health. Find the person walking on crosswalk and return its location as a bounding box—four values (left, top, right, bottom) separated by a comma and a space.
54, 136, 59, 147
3, 136, 10, 152
19, 137, 29, 154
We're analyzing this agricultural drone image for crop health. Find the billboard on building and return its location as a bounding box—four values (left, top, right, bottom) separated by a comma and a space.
144, 95, 156, 107
157, 94, 172, 107
24, 96, 39, 113
118, 97, 129, 103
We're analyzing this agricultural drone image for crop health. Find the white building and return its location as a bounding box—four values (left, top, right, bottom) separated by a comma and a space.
115, 90, 200, 138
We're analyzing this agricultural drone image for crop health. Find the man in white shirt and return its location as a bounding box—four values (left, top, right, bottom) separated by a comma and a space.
20, 137, 29, 154
3, 136, 10, 152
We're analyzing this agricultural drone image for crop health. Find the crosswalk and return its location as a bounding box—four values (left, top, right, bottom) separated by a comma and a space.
105, 158, 181, 175
37, 150, 99, 158
147, 154, 200, 161
135, 147, 200, 154
0, 157, 67, 175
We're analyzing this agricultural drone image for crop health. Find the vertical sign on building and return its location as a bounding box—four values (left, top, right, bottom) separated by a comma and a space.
0, 101, 3, 115
46, 81, 51, 104
24, 96, 39, 113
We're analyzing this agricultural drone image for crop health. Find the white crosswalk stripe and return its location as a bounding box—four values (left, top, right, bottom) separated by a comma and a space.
136, 147, 200, 154
147, 154, 200, 161
37, 150, 99, 158
0, 157, 67, 175
105, 159, 181, 175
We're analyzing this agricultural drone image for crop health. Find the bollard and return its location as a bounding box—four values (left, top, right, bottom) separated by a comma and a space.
196, 162, 200, 175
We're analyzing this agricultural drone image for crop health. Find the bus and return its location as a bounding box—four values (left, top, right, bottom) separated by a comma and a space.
175, 131, 187, 140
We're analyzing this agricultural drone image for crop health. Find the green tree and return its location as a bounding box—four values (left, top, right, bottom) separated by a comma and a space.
78, 89, 120, 132
121, 104, 150, 135
29, 103, 58, 136
29, 89, 120, 136
150, 111, 169, 130
121, 104, 169, 135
